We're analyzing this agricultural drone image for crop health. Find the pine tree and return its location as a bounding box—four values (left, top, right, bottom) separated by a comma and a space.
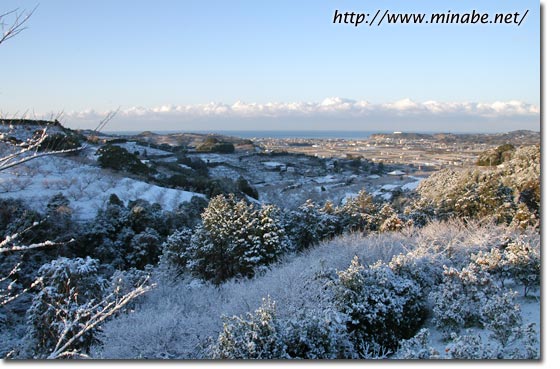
187, 194, 289, 284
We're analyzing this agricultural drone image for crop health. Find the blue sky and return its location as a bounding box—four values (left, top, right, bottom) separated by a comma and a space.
0, 0, 540, 132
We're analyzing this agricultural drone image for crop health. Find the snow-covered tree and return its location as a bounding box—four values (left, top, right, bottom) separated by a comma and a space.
211, 297, 353, 359
211, 297, 285, 359
284, 200, 339, 252
481, 290, 522, 348
429, 263, 499, 338
159, 228, 193, 277
334, 256, 425, 353
336, 189, 380, 233
504, 241, 540, 296
186, 194, 289, 284
22, 257, 105, 358
395, 329, 440, 359
126, 228, 162, 270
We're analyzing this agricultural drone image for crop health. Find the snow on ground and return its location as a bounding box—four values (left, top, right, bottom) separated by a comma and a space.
115, 142, 173, 156
401, 177, 423, 191
313, 175, 338, 184
208, 165, 242, 180
425, 285, 540, 356
0, 155, 205, 221
196, 153, 228, 163
381, 184, 400, 191
0, 123, 65, 141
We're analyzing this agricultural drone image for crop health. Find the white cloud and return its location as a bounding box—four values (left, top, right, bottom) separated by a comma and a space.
43, 98, 539, 132
106, 98, 538, 118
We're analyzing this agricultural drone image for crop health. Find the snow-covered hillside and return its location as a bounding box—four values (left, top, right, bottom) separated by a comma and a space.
93, 220, 540, 359
0, 154, 204, 221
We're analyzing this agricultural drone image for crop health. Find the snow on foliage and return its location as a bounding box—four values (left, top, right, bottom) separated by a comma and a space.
91, 219, 539, 359
414, 145, 540, 227
20, 257, 105, 358
429, 263, 499, 338
210, 297, 353, 359
334, 257, 425, 353
185, 194, 290, 284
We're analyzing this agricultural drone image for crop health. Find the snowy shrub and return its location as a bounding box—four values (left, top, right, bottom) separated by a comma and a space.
126, 227, 162, 269
379, 214, 405, 233
281, 312, 354, 359
504, 241, 540, 296
23, 257, 106, 358
471, 247, 508, 287
506, 323, 539, 360
444, 330, 495, 359
511, 203, 539, 229
444, 325, 539, 360
284, 200, 340, 251
211, 297, 285, 359
481, 290, 522, 347
389, 251, 448, 291
333, 256, 425, 352
187, 195, 290, 284
395, 329, 440, 359
430, 263, 499, 338
211, 298, 354, 359
335, 190, 381, 233
158, 228, 193, 277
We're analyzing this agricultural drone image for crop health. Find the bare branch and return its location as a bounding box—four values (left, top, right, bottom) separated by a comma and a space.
0, 108, 119, 172
46, 278, 156, 359
0, 6, 37, 46
88, 108, 120, 141
0, 239, 71, 254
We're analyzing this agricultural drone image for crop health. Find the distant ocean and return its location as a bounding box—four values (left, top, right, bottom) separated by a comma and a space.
104, 130, 402, 140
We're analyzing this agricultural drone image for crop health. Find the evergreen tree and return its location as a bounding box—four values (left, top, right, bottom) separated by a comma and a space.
186, 194, 289, 284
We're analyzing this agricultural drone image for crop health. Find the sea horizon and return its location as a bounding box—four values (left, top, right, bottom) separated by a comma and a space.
101, 129, 540, 140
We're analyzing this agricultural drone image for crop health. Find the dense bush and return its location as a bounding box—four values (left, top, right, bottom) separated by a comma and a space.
415, 145, 540, 227
211, 298, 284, 359
38, 133, 82, 152
236, 177, 259, 199
23, 257, 105, 358
503, 241, 540, 296
196, 137, 235, 153
96, 145, 152, 175
395, 329, 440, 359
186, 194, 290, 284
429, 263, 499, 338
210, 298, 353, 359
75, 196, 200, 270
126, 228, 162, 270
334, 257, 425, 352
281, 313, 354, 359
159, 228, 193, 277
476, 143, 515, 166
471, 239, 540, 296
284, 200, 340, 252
389, 251, 448, 291
481, 291, 522, 347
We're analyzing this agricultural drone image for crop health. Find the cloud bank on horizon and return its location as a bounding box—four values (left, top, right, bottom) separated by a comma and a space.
56, 97, 539, 133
